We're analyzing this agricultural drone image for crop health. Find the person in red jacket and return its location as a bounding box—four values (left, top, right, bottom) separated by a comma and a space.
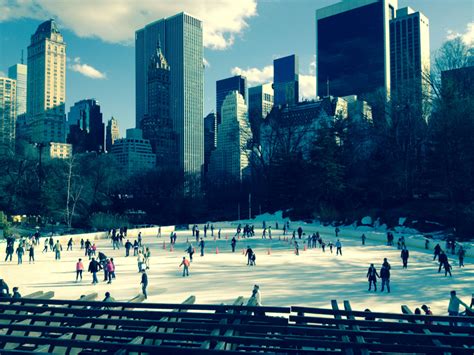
179, 256, 190, 277
76, 258, 84, 282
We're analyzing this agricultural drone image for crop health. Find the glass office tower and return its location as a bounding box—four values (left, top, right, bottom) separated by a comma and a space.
316, 0, 397, 99
136, 12, 204, 176
273, 55, 299, 106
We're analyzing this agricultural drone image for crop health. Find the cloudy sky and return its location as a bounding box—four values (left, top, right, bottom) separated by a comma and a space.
0, 0, 472, 135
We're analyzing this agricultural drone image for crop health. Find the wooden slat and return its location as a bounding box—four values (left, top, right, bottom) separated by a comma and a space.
331, 300, 353, 355
343, 300, 368, 355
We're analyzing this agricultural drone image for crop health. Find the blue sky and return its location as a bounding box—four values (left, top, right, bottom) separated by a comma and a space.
0, 0, 472, 135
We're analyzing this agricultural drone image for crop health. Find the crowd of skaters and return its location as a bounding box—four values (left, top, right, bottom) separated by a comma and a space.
1, 221, 473, 321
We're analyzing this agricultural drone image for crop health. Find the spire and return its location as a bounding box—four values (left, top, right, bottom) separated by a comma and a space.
149, 39, 170, 71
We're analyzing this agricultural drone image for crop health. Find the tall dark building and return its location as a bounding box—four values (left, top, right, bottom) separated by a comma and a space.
203, 112, 217, 175
136, 13, 204, 177
67, 99, 105, 153
273, 55, 299, 106
216, 75, 246, 125
140, 42, 178, 170
316, 0, 397, 100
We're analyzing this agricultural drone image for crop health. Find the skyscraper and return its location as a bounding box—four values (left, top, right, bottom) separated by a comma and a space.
216, 75, 246, 124
248, 83, 274, 141
209, 91, 252, 183
8, 63, 27, 115
140, 41, 178, 170
0, 77, 17, 151
203, 112, 217, 175
316, 0, 397, 99
273, 55, 299, 106
106, 116, 120, 152
27, 19, 67, 144
67, 99, 105, 153
136, 13, 204, 176
390, 7, 430, 97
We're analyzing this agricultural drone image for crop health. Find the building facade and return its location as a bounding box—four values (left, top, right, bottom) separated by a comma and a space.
216, 75, 246, 125
49, 142, 72, 159
248, 83, 274, 142
273, 55, 299, 106
67, 99, 105, 153
203, 112, 217, 175
110, 128, 156, 176
8, 63, 27, 116
390, 7, 430, 99
0, 77, 17, 151
136, 12, 204, 177
209, 91, 252, 183
140, 41, 178, 170
316, 0, 397, 99
106, 116, 120, 152
27, 19, 67, 144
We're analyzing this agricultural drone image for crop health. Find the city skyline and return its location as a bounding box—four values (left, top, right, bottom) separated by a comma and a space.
0, 1, 472, 135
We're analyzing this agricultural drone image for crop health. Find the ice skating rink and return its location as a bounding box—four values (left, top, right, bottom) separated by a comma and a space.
1, 226, 473, 315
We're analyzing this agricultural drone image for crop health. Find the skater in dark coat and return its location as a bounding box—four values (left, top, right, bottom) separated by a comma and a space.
367, 264, 379, 291
297, 227, 303, 239
199, 238, 205, 256
443, 260, 452, 277
380, 258, 391, 293
231, 237, 237, 252
433, 244, 441, 261
186, 244, 195, 262
401, 247, 409, 269
245, 246, 254, 265
438, 252, 448, 273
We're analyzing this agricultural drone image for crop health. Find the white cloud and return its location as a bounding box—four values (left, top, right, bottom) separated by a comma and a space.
69, 57, 106, 79
0, 0, 258, 50
231, 65, 273, 86
299, 74, 316, 101
446, 22, 474, 46
203, 57, 210, 68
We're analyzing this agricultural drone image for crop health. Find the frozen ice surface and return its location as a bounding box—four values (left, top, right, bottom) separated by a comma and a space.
1, 223, 472, 316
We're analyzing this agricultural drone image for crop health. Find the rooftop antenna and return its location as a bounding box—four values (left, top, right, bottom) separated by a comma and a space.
21, 50, 24, 64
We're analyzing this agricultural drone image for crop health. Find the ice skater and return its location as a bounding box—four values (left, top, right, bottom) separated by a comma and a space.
380, 258, 391, 293
336, 239, 342, 256
186, 243, 194, 262
245, 246, 254, 266
361, 234, 366, 245
141, 270, 148, 299
367, 263, 379, 291
401, 247, 409, 268
438, 251, 448, 273
231, 237, 237, 252
179, 256, 190, 277
76, 258, 84, 281
199, 238, 205, 257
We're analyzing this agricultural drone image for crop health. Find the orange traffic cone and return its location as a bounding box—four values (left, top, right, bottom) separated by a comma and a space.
163, 241, 166, 249
267, 248, 271, 255
304, 244, 307, 251
216, 247, 219, 254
